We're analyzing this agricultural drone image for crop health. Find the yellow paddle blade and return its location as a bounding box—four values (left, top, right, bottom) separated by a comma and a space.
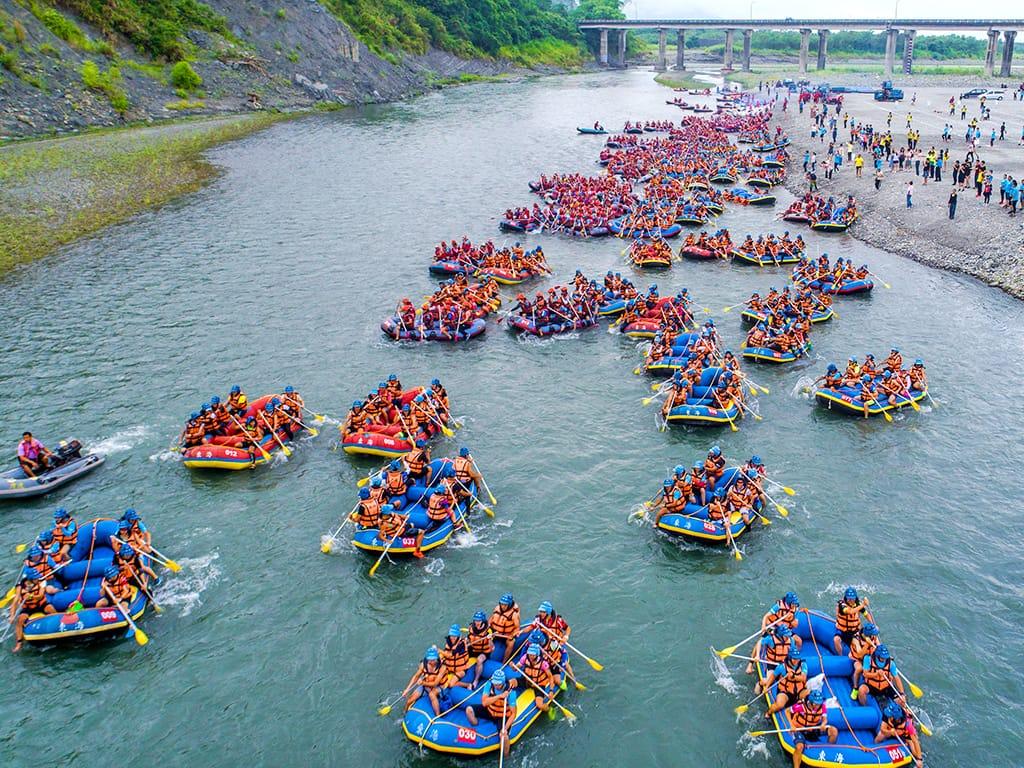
747, 729, 771, 737
482, 505, 495, 518
164, 559, 182, 573
632, 367, 642, 375
0, 596, 14, 609
908, 681, 924, 698
733, 549, 743, 560
585, 658, 603, 671
575, 681, 587, 691
377, 704, 393, 716
650, 383, 661, 392
734, 704, 750, 715
717, 644, 739, 658
748, 385, 758, 396
369, 561, 382, 577
753, 414, 763, 421
14, 543, 27, 554
883, 411, 894, 423
760, 517, 771, 526
357, 476, 370, 488
641, 397, 655, 406
561, 707, 577, 721
783, 486, 796, 496
134, 628, 149, 646
910, 400, 920, 412
307, 427, 320, 438
729, 423, 739, 432
313, 413, 326, 423
722, 306, 732, 313
775, 504, 789, 518
320, 541, 333, 554
919, 723, 933, 737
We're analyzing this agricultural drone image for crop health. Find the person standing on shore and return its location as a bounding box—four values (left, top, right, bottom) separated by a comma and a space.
948, 189, 957, 219
854, 154, 863, 178
905, 181, 913, 208
874, 169, 884, 191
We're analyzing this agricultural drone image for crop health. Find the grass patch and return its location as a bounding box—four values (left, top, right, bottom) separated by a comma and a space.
170, 60, 202, 91
653, 71, 707, 91
428, 72, 505, 86
275, 7, 286, 19
81, 60, 130, 113
165, 98, 205, 110
0, 112, 294, 274
497, 37, 585, 68
121, 59, 167, 81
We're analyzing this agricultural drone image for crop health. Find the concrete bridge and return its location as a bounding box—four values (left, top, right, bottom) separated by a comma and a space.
577, 19, 1024, 77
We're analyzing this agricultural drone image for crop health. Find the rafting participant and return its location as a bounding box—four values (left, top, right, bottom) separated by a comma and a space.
8, 569, 59, 652
530, 601, 570, 642
404, 646, 447, 716
704, 446, 726, 491
859, 375, 881, 418
884, 348, 903, 373
35, 529, 68, 567
114, 543, 158, 586
489, 593, 521, 662
429, 379, 450, 416
725, 477, 753, 525
833, 587, 873, 654
849, 622, 880, 690
239, 415, 264, 467
515, 642, 556, 712
383, 460, 409, 506
17, 431, 53, 478
181, 412, 205, 448
208, 396, 230, 435
653, 480, 687, 527
747, 623, 794, 675
465, 669, 516, 757
672, 464, 697, 504
120, 508, 152, 553
51, 507, 78, 561
857, 644, 906, 705
22, 545, 59, 581
342, 401, 368, 437
440, 624, 472, 683
226, 385, 248, 417
908, 359, 927, 391
789, 689, 839, 768
466, 610, 495, 686
94, 564, 132, 608
860, 354, 879, 379
279, 386, 305, 428
350, 487, 383, 529
706, 488, 729, 523
377, 504, 412, 544
411, 484, 458, 559
759, 647, 809, 715
257, 401, 283, 439
660, 374, 692, 422
403, 439, 431, 485
876, 702, 924, 768
761, 592, 802, 645
840, 357, 861, 387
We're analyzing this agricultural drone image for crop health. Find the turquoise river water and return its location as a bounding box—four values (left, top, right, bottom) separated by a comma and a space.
0, 70, 1021, 766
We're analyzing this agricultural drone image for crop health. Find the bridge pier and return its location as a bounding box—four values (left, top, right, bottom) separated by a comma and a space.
883, 28, 898, 78
657, 28, 667, 71
723, 29, 735, 70
742, 29, 752, 71
676, 29, 686, 70
817, 29, 829, 70
798, 29, 810, 74
1001, 30, 1017, 77
599, 29, 608, 66
903, 29, 915, 74
615, 29, 626, 68
984, 29, 999, 76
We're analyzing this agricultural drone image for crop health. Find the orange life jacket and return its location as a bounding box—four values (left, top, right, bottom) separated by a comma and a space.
792, 701, 825, 729
419, 659, 446, 688
489, 605, 519, 638
484, 688, 513, 718
778, 659, 808, 697
441, 638, 469, 676
24, 555, 55, 581
384, 469, 407, 494
862, 657, 893, 690
467, 621, 494, 654
426, 492, 451, 522
354, 499, 381, 528
520, 655, 553, 688
453, 456, 473, 484
883, 713, 910, 738
850, 634, 878, 662
764, 636, 790, 664
405, 448, 427, 474
835, 599, 864, 633
20, 583, 48, 611
378, 515, 405, 539
53, 521, 77, 549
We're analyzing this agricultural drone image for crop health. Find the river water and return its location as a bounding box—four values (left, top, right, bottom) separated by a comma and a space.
1, 70, 1021, 766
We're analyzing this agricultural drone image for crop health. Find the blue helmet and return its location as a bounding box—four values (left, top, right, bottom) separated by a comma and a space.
230, 385, 241, 394
844, 587, 859, 601
490, 669, 506, 687
537, 601, 553, 614
459, 447, 470, 457
38, 530, 54, 544
118, 520, 130, 531
775, 625, 793, 638
784, 591, 800, 607
874, 644, 891, 661
211, 396, 220, 405
265, 402, 275, 413
448, 624, 461, 638
709, 446, 721, 457
104, 565, 120, 580
914, 359, 923, 366
22, 568, 42, 582
388, 374, 398, 382
425, 646, 439, 661
693, 461, 703, 470
352, 401, 363, 409
415, 439, 426, 448
271, 397, 281, 407
751, 455, 762, 466
358, 488, 370, 500
124, 508, 139, 521
862, 623, 879, 637
787, 647, 803, 661
284, 386, 294, 394
27, 545, 42, 558
190, 411, 200, 420
527, 643, 542, 657
380, 504, 395, 514
473, 610, 486, 623
746, 469, 758, 480
377, 382, 387, 390
891, 347, 899, 354
389, 460, 401, 470
431, 378, 441, 386
714, 488, 726, 499
119, 544, 134, 558
528, 629, 546, 646
808, 689, 824, 705
827, 363, 838, 373
499, 593, 514, 606
414, 394, 424, 403
54, 507, 69, 521
201, 402, 211, 412
663, 478, 674, 488
371, 477, 382, 488
674, 464, 685, 475
883, 702, 903, 720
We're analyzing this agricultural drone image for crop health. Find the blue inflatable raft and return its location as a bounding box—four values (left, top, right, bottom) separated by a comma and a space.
402, 630, 564, 755
429, 260, 473, 277
798, 277, 874, 295
23, 519, 155, 645
608, 217, 682, 239
814, 385, 927, 417
743, 342, 811, 363
741, 307, 833, 324
576, 126, 607, 135
753, 609, 915, 768
506, 313, 597, 337
598, 297, 626, 317
656, 467, 759, 544
381, 317, 487, 342
733, 249, 803, 266
665, 368, 742, 427
351, 459, 476, 555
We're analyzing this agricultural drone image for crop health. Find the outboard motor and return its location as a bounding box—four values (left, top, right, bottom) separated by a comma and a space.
52, 439, 83, 468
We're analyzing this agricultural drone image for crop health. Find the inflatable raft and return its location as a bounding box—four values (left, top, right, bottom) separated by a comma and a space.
352, 459, 475, 555
23, 518, 155, 645
799, 278, 874, 295
742, 307, 833, 324
742, 342, 811, 363
598, 296, 626, 317
680, 245, 719, 260
381, 317, 487, 343
506, 313, 598, 337
710, 169, 737, 184
664, 368, 742, 427
676, 214, 708, 226
732, 249, 802, 267
576, 127, 607, 135
402, 627, 563, 755
814, 385, 927, 417
1, 440, 105, 500
608, 217, 682, 239
429, 260, 472, 277
656, 467, 758, 543
782, 210, 812, 224
811, 219, 850, 233
734, 189, 776, 206
746, 176, 772, 189
342, 389, 443, 458
753, 609, 916, 768
182, 395, 304, 470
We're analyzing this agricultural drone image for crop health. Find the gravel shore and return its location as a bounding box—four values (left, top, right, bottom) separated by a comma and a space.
768, 85, 1024, 300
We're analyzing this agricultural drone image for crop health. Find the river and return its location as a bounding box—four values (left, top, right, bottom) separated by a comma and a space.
1, 69, 1021, 766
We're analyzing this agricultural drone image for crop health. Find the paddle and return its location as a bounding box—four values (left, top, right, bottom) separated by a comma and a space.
554, 635, 603, 671
300, 405, 329, 424
368, 513, 412, 577
715, 618, 783, 658
356, 460, 391, 488
717, 394, 740, 433
417, 393, 456, 438
498, 698, 509, 767
735, 399, 764, 422
865, 395, 894, 423
228, 415, 272, 462
886, 677, 933, 736
112, 536, 181, 573
734, 689, 764, 715
321, 501, 360, 553
749, 726, 825, 737
721, 303, 745, 313
456, 481, 494, 518
899, 670, 924, 699
509, 661, 577, 721
761, 489, 790, 518
868, 270, 892, 289
278, 407, 319, 438
549, 655, 587, 691
722, 514, 743, 559
124, 563, 162, 614
469, 457, 498, 505
762, 475, 797, 496
376, 689, 407, 717
102, 583, 148, 646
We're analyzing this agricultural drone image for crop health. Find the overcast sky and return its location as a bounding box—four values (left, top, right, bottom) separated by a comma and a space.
621, 0, 980, 21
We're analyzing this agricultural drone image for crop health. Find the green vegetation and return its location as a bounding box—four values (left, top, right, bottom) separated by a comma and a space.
322, 0, 586, 66
81, 60, 130, 112
653, 71, 707, 91
37, 42, 61, 57
275, 8, 286, 20
170, 60, 201, 91
165, 98, 205, 109
0, 112, 293, 274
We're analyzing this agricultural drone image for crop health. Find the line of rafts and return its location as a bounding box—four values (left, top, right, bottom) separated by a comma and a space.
382, 595, 596, 758
782, 194, 859, 233
714, 592, 929, 768
8, 507, 175, 650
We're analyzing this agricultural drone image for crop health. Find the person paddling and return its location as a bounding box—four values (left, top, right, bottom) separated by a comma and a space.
465, 669, 516, 757
789, 689, 838, 768
8, 568, 58, 652
489, 593, 521, 662
875, 701, 924, 768
833, 586, 873, 655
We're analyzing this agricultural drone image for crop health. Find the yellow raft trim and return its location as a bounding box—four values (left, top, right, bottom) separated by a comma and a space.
657, 511, 748, 542
815, 388, 927, 415
26, 591, 148, 642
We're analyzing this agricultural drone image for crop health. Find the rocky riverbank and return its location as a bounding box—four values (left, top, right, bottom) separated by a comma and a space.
770, 85, 1024, 300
